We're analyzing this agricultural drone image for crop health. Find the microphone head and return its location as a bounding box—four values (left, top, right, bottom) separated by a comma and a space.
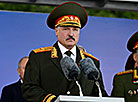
60, 56, 80, 81
80, 57, 100, 80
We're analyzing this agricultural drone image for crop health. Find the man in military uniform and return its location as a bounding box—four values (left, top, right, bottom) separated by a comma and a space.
111, 31, 138, 102
22, 2, 108, 102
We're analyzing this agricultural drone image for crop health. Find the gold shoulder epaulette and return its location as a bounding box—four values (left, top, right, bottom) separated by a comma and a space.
117, 69, 133, 76
33, 46, 53, 53
83, 52, 99, 61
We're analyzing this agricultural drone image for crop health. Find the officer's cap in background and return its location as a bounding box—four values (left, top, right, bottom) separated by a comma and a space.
47, 2, 88, 29
127, 31, 138, 52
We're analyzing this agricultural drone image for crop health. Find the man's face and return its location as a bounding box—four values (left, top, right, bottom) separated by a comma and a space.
17, 58, 29, 80
55, 26, 80, 49
134, 49, 138, 67
135, 50, 138, 66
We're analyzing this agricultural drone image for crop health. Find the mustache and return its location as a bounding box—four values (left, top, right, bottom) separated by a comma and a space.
66, 35, 75, 41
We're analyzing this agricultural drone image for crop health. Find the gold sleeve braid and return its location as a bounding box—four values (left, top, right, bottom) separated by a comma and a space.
43, 94, 56, 102
43, 94, 52, 102
46, 95, 56, 102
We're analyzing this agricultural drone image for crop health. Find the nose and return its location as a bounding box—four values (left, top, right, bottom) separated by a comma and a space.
68, 29, 74, 36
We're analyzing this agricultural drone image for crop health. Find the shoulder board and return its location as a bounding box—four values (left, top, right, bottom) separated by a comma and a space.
83, 52, 99, 61
117, 69, 133, 76
33, 46, 53, 53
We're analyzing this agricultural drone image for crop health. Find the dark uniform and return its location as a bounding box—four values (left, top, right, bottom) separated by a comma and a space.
22, 2, 108, 102
1, 80, 25, 102
111, 31, 138, 102
111, 70, 138, 102
22, 42, 108, 102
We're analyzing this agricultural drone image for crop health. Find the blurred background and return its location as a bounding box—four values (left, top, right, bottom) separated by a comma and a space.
0, 0, 138, 19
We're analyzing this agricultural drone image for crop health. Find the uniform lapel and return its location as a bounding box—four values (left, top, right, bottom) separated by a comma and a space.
50, 42, 65, 74
76, 46, 82, 64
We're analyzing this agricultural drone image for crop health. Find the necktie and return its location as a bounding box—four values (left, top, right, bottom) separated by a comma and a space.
65, 51, 72, 57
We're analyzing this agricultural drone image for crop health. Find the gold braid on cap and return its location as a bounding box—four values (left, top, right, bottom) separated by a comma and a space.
133, 41, 138, 50
55, 15, 81, 28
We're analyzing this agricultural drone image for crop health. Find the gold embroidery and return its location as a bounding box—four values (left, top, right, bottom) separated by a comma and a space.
133, 43, 138, 50
46, 95, 56, 102
80, 50, 85, 59
51, 47, 58, 58
33, 46, 52, 53
134, 69, 138, 79
55, 15, 81, 28
43, 94, 52, 102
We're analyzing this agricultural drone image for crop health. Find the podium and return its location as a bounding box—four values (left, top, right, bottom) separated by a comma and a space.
55, 95, 124, 102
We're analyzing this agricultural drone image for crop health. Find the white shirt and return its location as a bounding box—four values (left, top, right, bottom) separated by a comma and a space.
58, 42, 76, 62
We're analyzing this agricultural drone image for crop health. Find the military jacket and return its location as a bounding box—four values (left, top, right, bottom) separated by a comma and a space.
111, 69, 138, 102
22, 42, 108, 102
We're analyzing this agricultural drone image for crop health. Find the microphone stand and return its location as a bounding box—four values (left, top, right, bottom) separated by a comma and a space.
74, 78, 83, 96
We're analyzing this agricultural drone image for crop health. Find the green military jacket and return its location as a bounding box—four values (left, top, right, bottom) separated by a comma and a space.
111, 69, 138, 102
22, 42, 108, 102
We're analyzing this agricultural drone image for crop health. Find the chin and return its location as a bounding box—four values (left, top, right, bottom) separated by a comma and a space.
66, 44, 75, 49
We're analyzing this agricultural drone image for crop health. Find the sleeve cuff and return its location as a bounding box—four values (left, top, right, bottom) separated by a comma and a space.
43, 94, 56, 102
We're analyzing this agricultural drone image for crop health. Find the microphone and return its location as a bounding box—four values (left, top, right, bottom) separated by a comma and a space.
80, 57, 102, 97
60, 56, 80, 81
60, 56, 83, 96
80, 57, 100, 81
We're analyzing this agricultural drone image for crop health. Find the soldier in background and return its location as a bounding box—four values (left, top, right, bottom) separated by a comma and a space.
111, 31, 138, 102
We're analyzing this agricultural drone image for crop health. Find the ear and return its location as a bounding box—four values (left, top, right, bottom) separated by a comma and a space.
55, 28, 58, 36
17, 68, 20, 75
133, 53, 137, 62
